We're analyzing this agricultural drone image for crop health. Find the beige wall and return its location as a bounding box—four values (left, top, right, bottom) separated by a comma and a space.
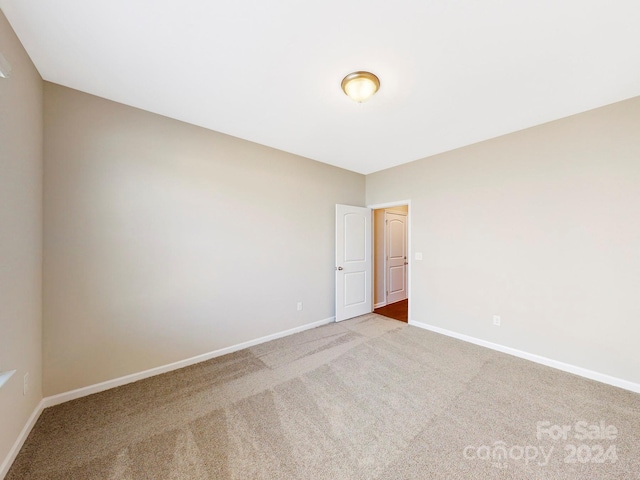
3, 4, 638, 468
43, 83, 365, 395
367, 96, 640, 385
386, 205, 408, 215
0, 9, 43, 470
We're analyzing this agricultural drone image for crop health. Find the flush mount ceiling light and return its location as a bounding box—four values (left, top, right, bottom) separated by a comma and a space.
341, 71, 380, 103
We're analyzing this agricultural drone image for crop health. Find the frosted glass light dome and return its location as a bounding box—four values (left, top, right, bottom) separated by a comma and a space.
341, 71, 380, 103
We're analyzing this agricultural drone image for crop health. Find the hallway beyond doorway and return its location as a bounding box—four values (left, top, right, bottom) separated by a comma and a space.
373, 299, 408, 322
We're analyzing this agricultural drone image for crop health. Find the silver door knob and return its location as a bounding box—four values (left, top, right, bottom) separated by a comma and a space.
337, 266, 344, 271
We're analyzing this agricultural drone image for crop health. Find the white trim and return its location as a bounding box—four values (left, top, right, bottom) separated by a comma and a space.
0, 370, 16, 390
408, 320, 640, 394
367, 200, 412, 322
382, 210, 387, 305
1, 316, 335, 477
0, 400, 45, 479
367, 200, 412, 210
374, 302, 387, 309
43, 316, 335, 408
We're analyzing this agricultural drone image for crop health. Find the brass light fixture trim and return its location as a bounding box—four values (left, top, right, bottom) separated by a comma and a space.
341, 71, 380, 103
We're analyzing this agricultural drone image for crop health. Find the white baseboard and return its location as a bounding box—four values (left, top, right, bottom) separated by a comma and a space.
374, 302, 386, 309
1, 316, 335, 477
0, 399, 45, 480
43, 316, 335, 408
408, 320, 640, 394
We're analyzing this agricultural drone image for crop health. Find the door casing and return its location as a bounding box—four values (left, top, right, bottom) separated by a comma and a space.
368, 200, 412, 322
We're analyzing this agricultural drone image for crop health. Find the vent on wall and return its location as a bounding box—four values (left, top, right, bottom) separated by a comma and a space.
0, 52, 12, 78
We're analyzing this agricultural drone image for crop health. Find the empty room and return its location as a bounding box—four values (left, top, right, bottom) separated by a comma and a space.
1, 1, 639, 478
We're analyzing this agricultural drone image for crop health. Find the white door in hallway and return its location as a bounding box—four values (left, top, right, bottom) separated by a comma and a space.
335, 204, 372, 322
386, 212, 407, 304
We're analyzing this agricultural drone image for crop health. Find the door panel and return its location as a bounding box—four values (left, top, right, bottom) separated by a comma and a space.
388, 265, 405, 295
386, 212, 407, 304
344, 214, 366, 262
344, 272, 367, 306
336, 205, 372, 322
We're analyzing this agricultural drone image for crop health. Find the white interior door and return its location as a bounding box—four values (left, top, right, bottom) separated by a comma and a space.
385, 212, 407, 304
336, 204, 372, 322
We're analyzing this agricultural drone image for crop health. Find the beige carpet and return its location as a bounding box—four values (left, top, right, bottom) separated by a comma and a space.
7, 314, 640, 479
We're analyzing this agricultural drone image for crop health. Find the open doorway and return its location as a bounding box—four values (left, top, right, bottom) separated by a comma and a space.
371, 203, 410, 322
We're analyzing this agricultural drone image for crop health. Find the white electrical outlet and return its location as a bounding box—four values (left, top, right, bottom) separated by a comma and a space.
415, 252, 423, 261
23, 372, 29, 396
493, 315, 501, 326
297, 302, 303, 311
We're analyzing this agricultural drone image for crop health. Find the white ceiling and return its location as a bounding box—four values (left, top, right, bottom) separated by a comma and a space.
2, 1, 640, 174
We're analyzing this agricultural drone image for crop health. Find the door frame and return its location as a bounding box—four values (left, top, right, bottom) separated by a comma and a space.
368, 200, 412, 322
